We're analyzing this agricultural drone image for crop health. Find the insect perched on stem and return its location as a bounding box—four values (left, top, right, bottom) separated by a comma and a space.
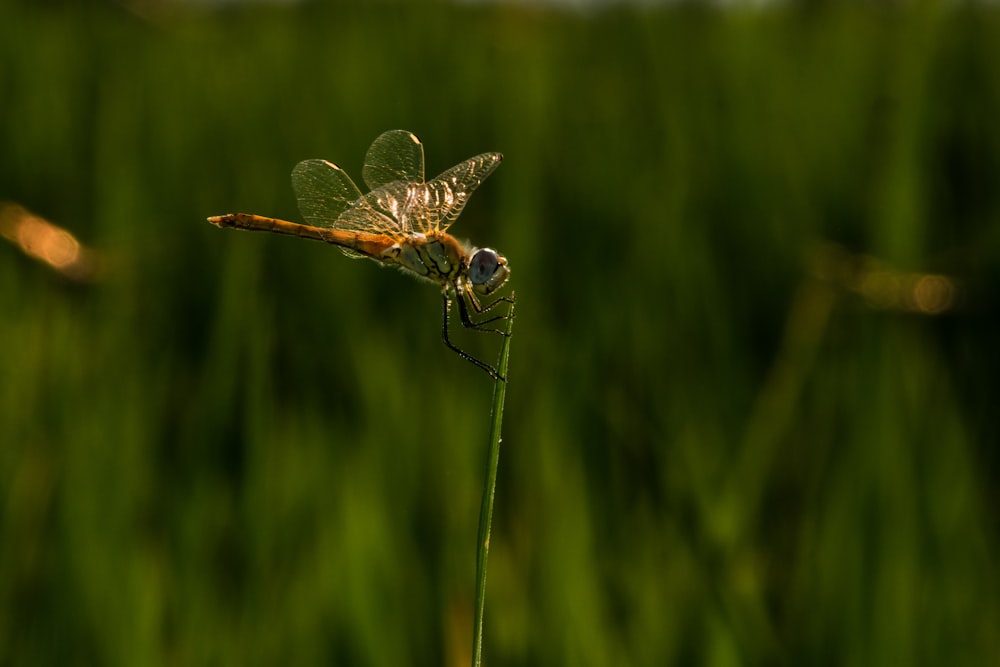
208, 129, 514, 379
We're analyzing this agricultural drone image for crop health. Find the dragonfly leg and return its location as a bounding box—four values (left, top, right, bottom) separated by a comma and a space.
457, 286, 516, 335
442, 293, 503, 380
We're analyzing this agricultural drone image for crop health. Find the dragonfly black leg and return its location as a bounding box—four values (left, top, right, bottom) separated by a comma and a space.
442, 293, 503, 380
457, 287, 516, 334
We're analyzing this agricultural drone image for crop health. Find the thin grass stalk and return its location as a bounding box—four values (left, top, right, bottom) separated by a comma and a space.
471, 294, 516, 667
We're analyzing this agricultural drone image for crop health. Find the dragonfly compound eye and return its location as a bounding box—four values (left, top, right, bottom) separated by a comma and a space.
469, 248, 510, 295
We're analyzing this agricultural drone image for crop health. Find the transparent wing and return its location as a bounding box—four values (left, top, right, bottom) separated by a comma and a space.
362, 130, 425, 191
291, 139, 501, 238
291, 159, 364, 228
293, 158, 402, 236
362, 180, 416, 233
403, 152, 503, 233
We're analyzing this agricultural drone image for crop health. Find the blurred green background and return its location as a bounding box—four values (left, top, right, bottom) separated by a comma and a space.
2, 1, 999, 665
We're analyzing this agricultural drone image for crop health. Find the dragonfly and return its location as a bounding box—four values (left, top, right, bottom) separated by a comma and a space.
208, 129, 514, 380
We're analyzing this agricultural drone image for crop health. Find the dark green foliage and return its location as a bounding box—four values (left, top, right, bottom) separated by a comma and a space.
1, 2, 998, 665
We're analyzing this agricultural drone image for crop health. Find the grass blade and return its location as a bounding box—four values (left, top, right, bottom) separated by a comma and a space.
471, 293, 515, 667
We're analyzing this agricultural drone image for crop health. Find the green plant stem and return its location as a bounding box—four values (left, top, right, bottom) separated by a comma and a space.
471, 294, 515, 667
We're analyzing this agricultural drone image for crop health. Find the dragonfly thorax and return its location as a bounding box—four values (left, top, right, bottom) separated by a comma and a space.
388, 232, 467, 286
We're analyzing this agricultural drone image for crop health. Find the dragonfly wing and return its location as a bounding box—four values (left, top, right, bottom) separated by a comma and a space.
362, 130, 425, 191
335, 201, 405, 237
337, 247, 367, 259
406, 152, 503, 233
362, 180, 418, 234
292, 159, 364, 229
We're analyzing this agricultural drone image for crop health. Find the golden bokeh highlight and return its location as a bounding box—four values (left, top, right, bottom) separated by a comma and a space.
0, 202, 98, 282
811, 242, 957, 315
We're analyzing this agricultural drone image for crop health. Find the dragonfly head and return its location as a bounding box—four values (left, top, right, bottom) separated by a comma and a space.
468, 248, 510, 296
